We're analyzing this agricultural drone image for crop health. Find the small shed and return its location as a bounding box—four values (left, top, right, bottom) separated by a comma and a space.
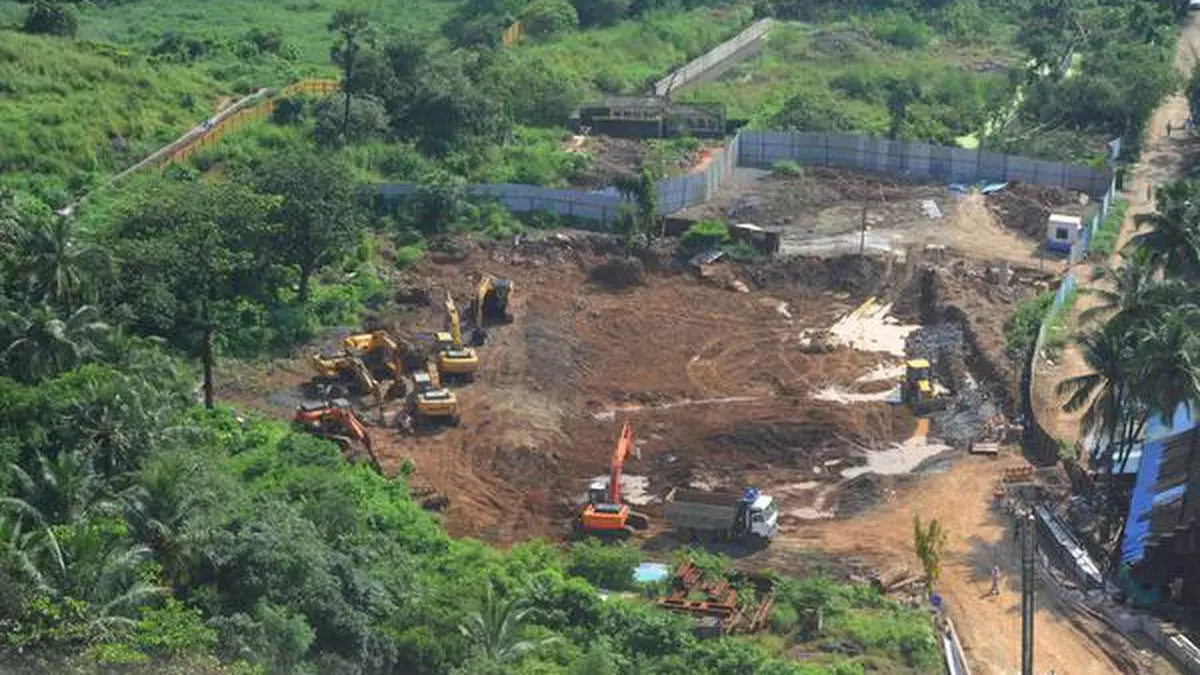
1044, 214, 1083, 254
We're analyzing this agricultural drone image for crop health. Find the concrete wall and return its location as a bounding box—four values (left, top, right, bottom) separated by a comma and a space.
653, 19, 772, 96
736, 130, 1115, 198
376, 183, 626, 225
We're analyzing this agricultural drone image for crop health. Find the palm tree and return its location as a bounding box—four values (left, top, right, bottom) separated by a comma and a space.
1126, 307, 1200, 473
0, 304, 110, 382
120, 457, 207, 590
3, 452, 116, 526
1126, 180, 1200, 281
68, 373, 172, 479
459, 583, 559, 665
1057, 323, 1137, 469
19, 216, 110, 313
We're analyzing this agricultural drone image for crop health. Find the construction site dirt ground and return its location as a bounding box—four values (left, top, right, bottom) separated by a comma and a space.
217, 235, 1050, 542
678, 165, 1090, 271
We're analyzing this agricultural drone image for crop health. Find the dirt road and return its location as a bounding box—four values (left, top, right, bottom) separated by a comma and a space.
1033, 13, 1200, 446
764, 456, 1134, 674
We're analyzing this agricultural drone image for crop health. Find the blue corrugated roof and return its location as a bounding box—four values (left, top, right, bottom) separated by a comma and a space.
1108, 403, 1197, 474
1121, 404, 1199, 564
1121, 436, 1166, 564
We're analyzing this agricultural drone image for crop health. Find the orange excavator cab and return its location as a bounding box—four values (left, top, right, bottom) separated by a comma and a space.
579, 422, 650, 537
293, 400, 383, 475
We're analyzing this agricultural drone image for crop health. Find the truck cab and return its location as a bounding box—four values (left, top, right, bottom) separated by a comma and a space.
742, 490, 779, 541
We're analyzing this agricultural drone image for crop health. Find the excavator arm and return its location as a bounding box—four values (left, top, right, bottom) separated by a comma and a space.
444, 293, 464, 349
475, 276, 491, 330
608, 422, 636, 504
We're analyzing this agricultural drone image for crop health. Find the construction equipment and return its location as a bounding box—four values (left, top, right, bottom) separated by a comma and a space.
409, 360, 460, 427
664, 487, 778, 544
310, 353, 382, 400
901, 358, 947, 414
342, 330, 426, 377
469, 275, 514, 345
578, 422, 650, 537
293, 400, 382, 474
436, 293, 479, 380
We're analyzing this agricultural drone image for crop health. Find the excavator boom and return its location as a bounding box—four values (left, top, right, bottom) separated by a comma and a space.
609, 422, 635, 504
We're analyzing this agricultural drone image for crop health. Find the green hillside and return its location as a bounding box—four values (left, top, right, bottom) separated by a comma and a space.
0, 30, 220, 202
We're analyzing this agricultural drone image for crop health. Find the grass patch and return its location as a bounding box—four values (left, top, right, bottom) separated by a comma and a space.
0, 30, 221, 204
0, 0, 457, 66
1089, 197, 1128, 258
511, 5, 752, 94
1041, 286, 1079, 356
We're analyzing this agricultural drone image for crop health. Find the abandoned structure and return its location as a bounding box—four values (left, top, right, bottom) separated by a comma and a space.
570, 97, 727, 140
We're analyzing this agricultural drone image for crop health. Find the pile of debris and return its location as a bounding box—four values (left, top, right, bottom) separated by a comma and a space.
657, 560, 775, 638
986, 182, 1083, 238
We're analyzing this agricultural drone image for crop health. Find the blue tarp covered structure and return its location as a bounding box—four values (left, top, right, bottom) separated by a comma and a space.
1120, 403, 1198, 565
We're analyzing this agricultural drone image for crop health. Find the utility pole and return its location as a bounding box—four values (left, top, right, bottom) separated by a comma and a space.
1021, 512, 1036, 675
859, 203, 868, 255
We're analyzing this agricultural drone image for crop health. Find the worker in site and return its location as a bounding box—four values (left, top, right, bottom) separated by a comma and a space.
988, 565, 1001, 596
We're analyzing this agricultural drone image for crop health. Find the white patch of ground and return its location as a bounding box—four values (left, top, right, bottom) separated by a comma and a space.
841, 436, 953, 479
822, 299, 919, 358
812, 386, 900, 404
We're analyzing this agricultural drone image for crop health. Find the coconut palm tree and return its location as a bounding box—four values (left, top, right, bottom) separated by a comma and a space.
1126, 180, 1200, 281
19, 216, 110, 313
1057, 323, 1137, 469
0, 304, 110, 382
459, 583, 559, 666
1125, 308, 1200, 471
3, 451, 116, 527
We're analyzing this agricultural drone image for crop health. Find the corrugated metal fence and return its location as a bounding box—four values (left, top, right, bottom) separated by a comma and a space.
377, 130, 1114, 224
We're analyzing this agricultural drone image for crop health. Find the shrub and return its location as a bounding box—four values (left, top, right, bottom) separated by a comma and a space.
870, 11, 931, 50
567, 540, 640, 590
679, 220, 730, 254
524, 0, 580, 38
770, 160, 804, 177
1003, 291, 1055, 358
23, 1, 78, 37
768, 602, 799, 634
1089, 198, 1128, 258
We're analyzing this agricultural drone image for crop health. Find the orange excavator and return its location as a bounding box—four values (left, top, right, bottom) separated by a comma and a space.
292, 400, 383, 475
578, 422, 650, 538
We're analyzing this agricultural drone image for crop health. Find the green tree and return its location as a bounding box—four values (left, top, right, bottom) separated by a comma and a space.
1127, 181, 1200, 281
252, 151, 366, 303
523, 0, 579, 37
912, 516, 947, 587
105, 182, 279, 408
614, 166, 660, 245
1057, 324, 1137, 469
328, 5, 376, 142
22, 1, 78, 37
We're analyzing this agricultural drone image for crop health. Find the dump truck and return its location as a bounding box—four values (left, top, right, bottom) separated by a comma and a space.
664, 487, 778, 544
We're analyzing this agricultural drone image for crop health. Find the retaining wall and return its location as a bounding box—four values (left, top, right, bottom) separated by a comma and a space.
652, 19, 772, 96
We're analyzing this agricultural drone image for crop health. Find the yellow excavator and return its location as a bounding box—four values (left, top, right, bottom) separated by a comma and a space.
409, 359, 460, 427
469, 275, 514, 345
342, 329, 428, 394
310, 353, 383, 401
436, 293, 479, 380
